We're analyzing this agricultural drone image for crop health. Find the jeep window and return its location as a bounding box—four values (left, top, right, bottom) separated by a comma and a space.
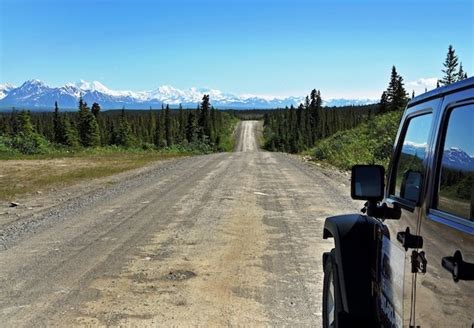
393, 113, 433, 200
436, 105, 474, 220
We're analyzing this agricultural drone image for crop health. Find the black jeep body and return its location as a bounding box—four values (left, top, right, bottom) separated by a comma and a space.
322, 77, 474, 327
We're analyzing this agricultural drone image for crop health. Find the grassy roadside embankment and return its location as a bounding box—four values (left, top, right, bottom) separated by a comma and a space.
303, 111, 403, 170
216, 116, 240, 152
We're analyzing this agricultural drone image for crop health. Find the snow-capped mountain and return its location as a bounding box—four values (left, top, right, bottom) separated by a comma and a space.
0, 79, 377, 110
442, 147, 474, 171
401, 142, 428, 163
402, 142, 473, 172
323, 98, 378, 107
0, 83, 16, 100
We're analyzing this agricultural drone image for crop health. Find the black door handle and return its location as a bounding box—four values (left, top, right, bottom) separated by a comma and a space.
397, 227, 423, 251
442, 250, 474, 282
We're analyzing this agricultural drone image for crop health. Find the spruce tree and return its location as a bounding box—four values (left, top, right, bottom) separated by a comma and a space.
12, 111, 48, 154
393, 75, 408, 110
379, 91, 388, 114
116, 110, 133, 147
154, 112, 162, 148
304, 96, 311, 147
210, 105, 216, 143
148, 107, 155, 144
164, 104, 172, 146
198, 95, 211, 141
296, 103, 305, 151
78, 98, 100, 147
386, 66, 398, 105
62, 118, 79, 147
16, 110, 34, 135
53, 101, 65, 144
186, 111, 196, 143
457, 63, 468, 82
385, 66, 408, 111
316, 90, 322, 137
177, 104, 186, 143
91, 102, 101, 118
440, 45, 459, 85
309, 89, 319, 144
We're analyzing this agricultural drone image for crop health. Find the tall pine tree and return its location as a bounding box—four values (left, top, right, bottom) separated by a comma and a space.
440, 45, 459, 86
198, 95, 211, 141
53, 101, 65, 144
91, 102, 101, 118
78, 98, 100, 147
116, 108, 133, 147
186, 111, 196, 143
164, 104, 172, 146
379, 91, 388, 114
457, 63, 468, 82
384, 66, 408, 112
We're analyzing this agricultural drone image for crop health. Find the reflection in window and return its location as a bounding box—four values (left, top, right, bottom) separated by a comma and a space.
437, 105, 474, 220
394, 114, 432, 200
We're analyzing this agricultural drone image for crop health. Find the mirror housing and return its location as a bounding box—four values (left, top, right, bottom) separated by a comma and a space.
400, 170, 423, 205
351, 165, 385, 201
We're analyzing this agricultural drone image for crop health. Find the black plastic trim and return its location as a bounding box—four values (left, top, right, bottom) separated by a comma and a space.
323, 214, 376, 320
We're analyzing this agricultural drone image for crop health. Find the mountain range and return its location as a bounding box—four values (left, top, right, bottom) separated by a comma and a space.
0, 80, 378, 110
442, 147, 474, 172
403, 142, 474, 172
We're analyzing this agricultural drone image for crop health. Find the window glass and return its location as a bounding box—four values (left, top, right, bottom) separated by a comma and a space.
393, 114, 432, 201
437, 105, 474, 220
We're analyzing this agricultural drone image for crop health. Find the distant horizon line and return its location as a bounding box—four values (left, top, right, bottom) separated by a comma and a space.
1, 78, 380, 102
0, 102, 380, 112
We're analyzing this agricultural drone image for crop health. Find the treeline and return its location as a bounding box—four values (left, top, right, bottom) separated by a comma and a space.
0, 95, 237, 154
263, 91, 381, 153
264, 45, 469, 155
228, 109, 272, 121
264, 65, 410, 154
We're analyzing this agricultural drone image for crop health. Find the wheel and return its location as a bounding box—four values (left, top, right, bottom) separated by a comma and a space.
323, 249, 341, 328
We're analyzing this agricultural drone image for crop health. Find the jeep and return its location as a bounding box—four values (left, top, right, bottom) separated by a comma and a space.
322, 77, 474, 327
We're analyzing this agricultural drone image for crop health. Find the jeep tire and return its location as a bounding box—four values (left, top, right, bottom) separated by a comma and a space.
323, 249, 342, 328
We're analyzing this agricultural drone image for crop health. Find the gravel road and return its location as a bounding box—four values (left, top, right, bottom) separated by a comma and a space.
0, 120, 360, 327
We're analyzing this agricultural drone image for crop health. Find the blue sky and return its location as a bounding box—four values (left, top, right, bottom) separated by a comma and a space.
0, 0, 472, 99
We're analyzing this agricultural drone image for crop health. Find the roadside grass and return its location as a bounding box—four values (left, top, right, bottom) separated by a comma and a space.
0, 118, 241, 201
0, 149, 188, 201
256, 121, 265, 148
306, 111, 403, 170
216, 117, 240, 152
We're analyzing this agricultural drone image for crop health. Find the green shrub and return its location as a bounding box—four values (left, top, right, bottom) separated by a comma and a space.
11, 132, 51, 154
312, 111, 403, 170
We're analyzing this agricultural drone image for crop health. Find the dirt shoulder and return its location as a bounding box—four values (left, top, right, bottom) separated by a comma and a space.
0, 152, 187, 202
0, 154, 188, 245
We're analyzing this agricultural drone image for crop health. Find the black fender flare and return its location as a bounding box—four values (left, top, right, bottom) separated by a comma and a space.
323, 214, 376, 320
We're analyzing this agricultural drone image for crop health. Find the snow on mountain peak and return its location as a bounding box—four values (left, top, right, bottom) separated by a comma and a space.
0, 83, 16, 100
443, 147, 474, 171
0, 79, 380, 109
0, 83, 16, 89
22, 79, 46, 88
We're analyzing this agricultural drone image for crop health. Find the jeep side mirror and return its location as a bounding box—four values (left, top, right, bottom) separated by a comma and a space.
400, 170, 423, 205
351, 165, 385, 201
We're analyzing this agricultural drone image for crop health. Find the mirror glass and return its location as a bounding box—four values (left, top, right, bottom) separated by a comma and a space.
351, 165, 384, 200
400, 170, 422, 204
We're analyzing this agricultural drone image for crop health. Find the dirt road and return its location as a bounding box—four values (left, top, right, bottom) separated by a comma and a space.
0, 121, 359, 327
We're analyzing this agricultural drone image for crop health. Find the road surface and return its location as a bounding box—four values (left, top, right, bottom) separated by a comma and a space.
0, 121, 359, 327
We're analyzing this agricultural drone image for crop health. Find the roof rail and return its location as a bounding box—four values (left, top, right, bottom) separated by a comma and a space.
408, 77, 474, 108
